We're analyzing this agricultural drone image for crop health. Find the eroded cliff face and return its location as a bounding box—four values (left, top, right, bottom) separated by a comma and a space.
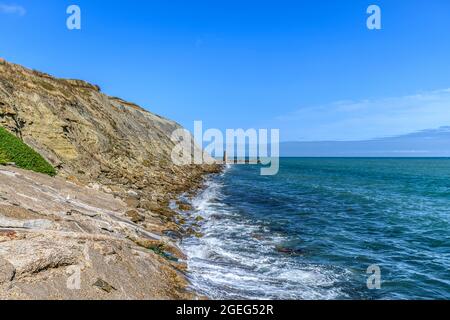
0, 59, 218, 204
0, 59, 219, 299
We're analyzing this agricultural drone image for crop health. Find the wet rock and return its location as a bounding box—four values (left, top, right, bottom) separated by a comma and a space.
153, 207, 176, 219
276, 246, 304, 256
194, 232, 204, 238
251, 233, 264, 241
185, 227, 204, 239
177, 202, 193, 211
163, 230, 183, 240
132, 238, 162, 249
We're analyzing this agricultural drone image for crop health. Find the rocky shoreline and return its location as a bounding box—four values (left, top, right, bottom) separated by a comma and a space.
0, 59, 222, 299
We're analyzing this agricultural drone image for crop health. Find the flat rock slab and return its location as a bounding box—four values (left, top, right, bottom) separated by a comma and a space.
0, 166, 191, 300
0, 216, 53, 230
0, 257, 15, 284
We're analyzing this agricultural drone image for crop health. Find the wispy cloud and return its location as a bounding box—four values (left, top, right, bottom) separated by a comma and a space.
277, 89, 450, 141
0, 3, 26, 16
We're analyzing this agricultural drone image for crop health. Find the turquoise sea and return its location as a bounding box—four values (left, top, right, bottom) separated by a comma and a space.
181, 158, 450, 300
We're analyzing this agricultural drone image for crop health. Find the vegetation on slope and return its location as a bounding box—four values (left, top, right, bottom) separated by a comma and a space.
0, 149, 8, 164
0, 126, 56, 176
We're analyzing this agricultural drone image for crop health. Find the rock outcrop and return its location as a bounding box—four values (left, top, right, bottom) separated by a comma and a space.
0, 59, 220, 299
0, 59, 217, 203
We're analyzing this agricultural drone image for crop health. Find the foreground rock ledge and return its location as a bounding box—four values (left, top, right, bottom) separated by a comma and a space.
0, 166, 197, 300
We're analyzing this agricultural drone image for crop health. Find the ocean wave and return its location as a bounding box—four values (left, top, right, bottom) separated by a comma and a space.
181, 175, 351, 300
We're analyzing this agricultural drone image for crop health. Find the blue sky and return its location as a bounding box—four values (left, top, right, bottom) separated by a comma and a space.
1, 0, 450, 142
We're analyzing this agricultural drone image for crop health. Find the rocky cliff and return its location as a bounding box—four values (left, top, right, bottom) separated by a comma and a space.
0, 59, 219, 299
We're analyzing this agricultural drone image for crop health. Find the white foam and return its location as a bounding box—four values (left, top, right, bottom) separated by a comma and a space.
181, 175, 350, 300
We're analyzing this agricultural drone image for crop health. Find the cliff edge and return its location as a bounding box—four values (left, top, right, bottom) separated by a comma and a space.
0, 59, 219, 299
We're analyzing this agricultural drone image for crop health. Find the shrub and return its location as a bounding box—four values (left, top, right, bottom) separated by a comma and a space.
0, 126, 56, 176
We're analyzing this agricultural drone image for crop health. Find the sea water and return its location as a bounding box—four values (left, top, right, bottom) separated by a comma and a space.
181, 158, 450, 300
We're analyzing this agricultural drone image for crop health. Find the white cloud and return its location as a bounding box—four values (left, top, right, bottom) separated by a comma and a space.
0, 3, 26, 16
277, 88, 450, 141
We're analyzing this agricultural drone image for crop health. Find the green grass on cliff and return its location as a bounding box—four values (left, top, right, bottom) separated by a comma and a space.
0, 126, 56, 176
0, 149, 8, 164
